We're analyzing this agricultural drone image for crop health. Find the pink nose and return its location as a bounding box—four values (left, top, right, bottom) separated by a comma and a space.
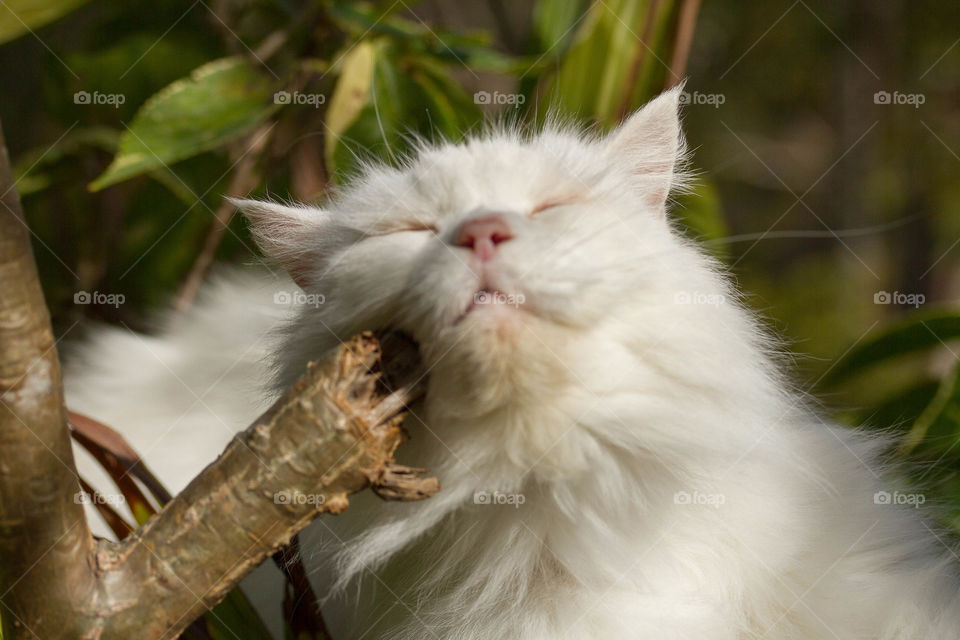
454, 214, 514, 261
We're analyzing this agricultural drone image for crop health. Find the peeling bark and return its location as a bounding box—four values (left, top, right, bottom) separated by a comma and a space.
0, 118, 435, 639
88, 332, 431, 639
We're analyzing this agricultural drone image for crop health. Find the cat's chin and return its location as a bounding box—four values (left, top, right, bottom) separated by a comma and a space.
454, 288, 529, 328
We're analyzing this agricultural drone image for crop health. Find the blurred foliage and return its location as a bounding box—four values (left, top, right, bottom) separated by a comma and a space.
822, 310, 960, 529
3, 0, 960, 636
0, 0, 717, 334
535, 0, 675, 126
0, 0, 88, 44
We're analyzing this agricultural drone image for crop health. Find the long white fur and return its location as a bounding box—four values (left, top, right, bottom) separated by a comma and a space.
66, 87, 960, 639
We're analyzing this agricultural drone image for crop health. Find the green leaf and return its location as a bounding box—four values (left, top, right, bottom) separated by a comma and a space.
535, 0, 676, 128
329, 1, 527, 75
839, 379, 940, 433
409, 57, 483, 138
821, 311, 960, 387
431, 43, 534, 75
64, 33, 212, 121
324, 40, 378, 174
327, 40, 483, 178
89, 57, 276, 191
532, 0, 588, 55
900, 367, 960, 456
329, 0, 410, 38
335, 44, 417, 170
0, 0, 88, 44
15, 127, 119, 197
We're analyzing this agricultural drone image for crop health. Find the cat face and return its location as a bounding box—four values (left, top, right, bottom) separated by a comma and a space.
235, 87, 688, 400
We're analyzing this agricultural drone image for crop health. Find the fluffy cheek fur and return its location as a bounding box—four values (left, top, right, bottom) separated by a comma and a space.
271, 232, 428, 389
280, 186, 703, 474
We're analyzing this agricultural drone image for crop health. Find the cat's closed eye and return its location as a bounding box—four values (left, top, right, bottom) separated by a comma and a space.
372, 221, 438, 237
530, 196, 581, 217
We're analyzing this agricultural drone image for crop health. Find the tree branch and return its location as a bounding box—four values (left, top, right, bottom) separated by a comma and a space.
0, 116, 435, 639
0, 118, 96, 640
174, 122, 274, 312
91, 331, 432, 638
664, 0, 702, 88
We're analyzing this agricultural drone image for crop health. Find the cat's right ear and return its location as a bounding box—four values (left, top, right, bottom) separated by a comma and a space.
606, 85, 685, 214
229, 198, 327, 289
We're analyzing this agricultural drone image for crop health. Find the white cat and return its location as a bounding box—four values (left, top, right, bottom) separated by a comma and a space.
66, 87, 960, 639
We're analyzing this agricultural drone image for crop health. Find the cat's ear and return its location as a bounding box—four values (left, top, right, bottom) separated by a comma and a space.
606, 85, 685, 213
230, 198, 327, 288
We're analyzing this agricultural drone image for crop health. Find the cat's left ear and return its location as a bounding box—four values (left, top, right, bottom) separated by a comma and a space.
606, 84, 685, 214
229, 198, 327, 289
